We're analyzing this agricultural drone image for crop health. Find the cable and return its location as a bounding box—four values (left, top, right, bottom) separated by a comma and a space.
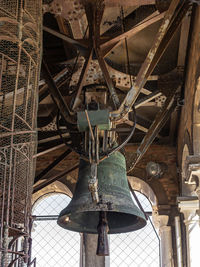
100, 106, 136, 160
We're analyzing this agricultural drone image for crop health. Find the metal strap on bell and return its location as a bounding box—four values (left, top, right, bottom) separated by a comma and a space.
57, 151, 146, 234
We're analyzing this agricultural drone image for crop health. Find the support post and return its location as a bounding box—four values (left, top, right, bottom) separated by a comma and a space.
178, 198, 200, 267
81, 234, 110, 267
153, 214, 174, 267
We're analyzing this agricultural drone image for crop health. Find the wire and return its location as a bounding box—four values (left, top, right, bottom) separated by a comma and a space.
100, 106, 136, 160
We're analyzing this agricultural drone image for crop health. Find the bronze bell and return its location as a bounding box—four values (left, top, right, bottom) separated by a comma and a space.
57, 151, 146, 234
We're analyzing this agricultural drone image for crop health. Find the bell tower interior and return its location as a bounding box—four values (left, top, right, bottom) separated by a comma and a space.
1, 0, 200, 266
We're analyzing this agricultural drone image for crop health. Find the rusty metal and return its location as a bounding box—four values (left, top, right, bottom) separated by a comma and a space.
127, 84, 180, 173
81, 0, 121, 109
39, 67, 69, 102
72, 49, 93, 110
101, 11, 165, 57
43, 25, 89, 49
104, 0, 155, 5
134, 91, 162, 109
41, 60, 76, 123
33, 143, 66, 158
34, 149, 72, 183
0, 0, 42, 265
95, 48, 120, 109
84, 110, 95, 141
33, 164, 79, 194
129, 184, 149, 221
111, 0, 182, 120
155, 0, 171, 12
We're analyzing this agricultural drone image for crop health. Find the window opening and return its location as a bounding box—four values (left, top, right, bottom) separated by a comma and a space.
31, 191, 160, 267
110, 191, 160, 267
32, 193, 80, 267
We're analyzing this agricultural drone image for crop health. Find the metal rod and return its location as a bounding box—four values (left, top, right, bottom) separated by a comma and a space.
128, 93, 177, 173
111, 0, 181, 119
129, 184, 148, 220
34, 149, 71, 183
72, 49, 93, 110
85, 110, 95, 141
135, 91, 162, 109
33, 164, 79, 193
41, 60, 75, 124
104, 0, 155, 6
175, 216, 183, 267
43, 26, 88, 48
33, 144, 66, 158
101, 11, 165, 57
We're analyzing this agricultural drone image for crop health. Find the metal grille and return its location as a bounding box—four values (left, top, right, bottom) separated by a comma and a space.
32, 193, 80, 267
110, 192, 160, 267
0, 1, 42, 266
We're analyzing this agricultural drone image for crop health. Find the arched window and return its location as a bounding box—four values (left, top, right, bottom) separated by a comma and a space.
32, 193, 80, 267
110, 191, 160, 267
31, 191, 160, 266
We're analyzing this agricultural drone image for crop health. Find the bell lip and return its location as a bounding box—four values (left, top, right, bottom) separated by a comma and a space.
57, 211, 147, 234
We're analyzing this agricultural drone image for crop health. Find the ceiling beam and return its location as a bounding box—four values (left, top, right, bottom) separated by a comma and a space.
101, 11, 165, 57
127, 86, 179, 173
111, 0, 190, 120
72, 49, 93, 110
104, 0, 155, 6
33, 164, 79, 193
34, 149, 72, 184
135, 91, 162, 109
43, 26, 89, 49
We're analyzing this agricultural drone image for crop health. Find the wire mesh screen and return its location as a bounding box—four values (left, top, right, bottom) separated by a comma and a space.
0, 0, 42, 266
32, 193, 80, 267
110, 191, 160, 267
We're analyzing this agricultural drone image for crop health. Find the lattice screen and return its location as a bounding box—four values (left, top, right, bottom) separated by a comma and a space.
0, 1, 42, 266
32, 192, 160, 267
32, 194, 81, 267
110, 192, 160, 267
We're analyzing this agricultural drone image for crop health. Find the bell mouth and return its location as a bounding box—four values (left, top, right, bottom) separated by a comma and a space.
57, 210, 146, 234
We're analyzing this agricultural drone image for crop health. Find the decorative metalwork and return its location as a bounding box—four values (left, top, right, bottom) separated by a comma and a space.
0, 1, 42, 266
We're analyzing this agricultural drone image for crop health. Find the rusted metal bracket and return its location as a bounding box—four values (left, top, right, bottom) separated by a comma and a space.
104, 0, 155, 6
101, 11, 165, 57
95, 48, 120, 109
34, 149, 72, 184
33, 164, 79, 194
111, 0, 190, 120
43, 26, 89, 49
72, 49, 93, 110
41, 60, 76, 124
127, 83, 181, 173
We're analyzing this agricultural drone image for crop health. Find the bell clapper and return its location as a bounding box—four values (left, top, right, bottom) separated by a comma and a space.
96, 211, 109, 256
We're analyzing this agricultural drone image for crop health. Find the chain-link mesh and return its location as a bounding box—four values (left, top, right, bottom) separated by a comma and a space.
32, 193, 80, 267
110, 192, 160, 267
32, 192, 159, 267
0, 1, 42, 266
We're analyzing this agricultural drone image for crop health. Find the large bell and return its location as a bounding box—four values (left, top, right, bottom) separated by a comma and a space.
57, 151, 146, 234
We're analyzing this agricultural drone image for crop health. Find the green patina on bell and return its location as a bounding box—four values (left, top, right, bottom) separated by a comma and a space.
57, 151, 146, 234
